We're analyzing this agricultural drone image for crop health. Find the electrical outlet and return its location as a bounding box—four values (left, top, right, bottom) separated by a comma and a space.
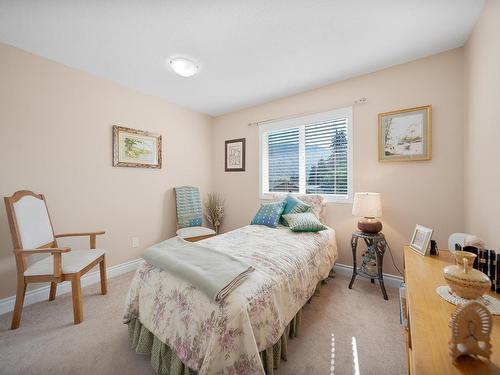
132, 237, 140, 248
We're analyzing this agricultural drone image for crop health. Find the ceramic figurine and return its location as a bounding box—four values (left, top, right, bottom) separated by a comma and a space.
449, 301, 492, 361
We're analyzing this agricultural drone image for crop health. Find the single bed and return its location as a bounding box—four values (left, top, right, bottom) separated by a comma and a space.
123, 224, 338, 375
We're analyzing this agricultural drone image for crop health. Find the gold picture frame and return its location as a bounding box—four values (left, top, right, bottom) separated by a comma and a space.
378, 105, 432, 162
112, 125, 162, 168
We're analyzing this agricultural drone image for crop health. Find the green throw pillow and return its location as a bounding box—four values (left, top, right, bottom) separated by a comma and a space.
282, 212, 327, 232
251, 200, 286, 228
280, 195, 311, 225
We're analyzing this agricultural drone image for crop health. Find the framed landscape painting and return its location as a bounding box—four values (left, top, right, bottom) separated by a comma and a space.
378, 105, 432, 162
113, 125, 162, 168
225, 138, 246, 172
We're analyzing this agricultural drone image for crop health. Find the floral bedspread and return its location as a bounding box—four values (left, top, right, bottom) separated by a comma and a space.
123, 225, 337, 374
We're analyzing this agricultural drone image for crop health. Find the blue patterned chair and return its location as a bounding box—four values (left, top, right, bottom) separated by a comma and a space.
174, 186, 216, 241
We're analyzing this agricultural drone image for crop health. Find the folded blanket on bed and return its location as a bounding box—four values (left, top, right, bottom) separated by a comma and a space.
142, 237, 254, 302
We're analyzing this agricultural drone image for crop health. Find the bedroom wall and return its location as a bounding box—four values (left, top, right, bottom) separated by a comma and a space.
464, 0, 500, 250
0, 43, 213, 299
212, 49, 465, 277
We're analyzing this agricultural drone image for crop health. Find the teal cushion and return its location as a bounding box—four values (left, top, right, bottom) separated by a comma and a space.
280, 195, 311, 225
251, 200, 286, 228
282, 212, 327, 232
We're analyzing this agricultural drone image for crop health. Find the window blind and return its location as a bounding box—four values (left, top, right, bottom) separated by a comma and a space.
267, 127, 300, 193
260, 107, 352, 201
305, 119, 348, 195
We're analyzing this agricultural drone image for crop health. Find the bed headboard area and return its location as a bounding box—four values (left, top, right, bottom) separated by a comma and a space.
272, 194, 326, 223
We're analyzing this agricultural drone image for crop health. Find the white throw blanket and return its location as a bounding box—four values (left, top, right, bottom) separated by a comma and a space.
142, 237, 254, 302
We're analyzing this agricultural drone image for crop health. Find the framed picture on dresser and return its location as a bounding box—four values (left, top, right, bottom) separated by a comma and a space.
410, 225, 433, 255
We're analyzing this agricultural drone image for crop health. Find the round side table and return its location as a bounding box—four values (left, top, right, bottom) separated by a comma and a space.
348, 231, 388, 300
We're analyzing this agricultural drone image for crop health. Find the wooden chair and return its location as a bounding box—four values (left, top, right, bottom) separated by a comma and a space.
4, 190, 107, 329
174, 186, 215, 242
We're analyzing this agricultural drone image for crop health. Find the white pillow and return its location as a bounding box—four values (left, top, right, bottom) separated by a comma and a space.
272, 194, 326, 223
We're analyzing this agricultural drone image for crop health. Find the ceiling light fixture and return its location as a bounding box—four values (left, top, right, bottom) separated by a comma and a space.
168, 57, 199, 77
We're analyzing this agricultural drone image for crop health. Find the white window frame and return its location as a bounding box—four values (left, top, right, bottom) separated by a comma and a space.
259, 106, 353, 203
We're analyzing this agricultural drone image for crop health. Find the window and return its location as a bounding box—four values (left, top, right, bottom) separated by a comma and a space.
259, 107, 353, 202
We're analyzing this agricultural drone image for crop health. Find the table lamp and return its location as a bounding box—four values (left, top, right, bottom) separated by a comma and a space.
352, 192, 382, 234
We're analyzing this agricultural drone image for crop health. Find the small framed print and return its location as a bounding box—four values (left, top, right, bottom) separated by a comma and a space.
410, 225, 433, 256
225, 138, 246, 172
379, 105, 432, 162
113, 126, 162, 168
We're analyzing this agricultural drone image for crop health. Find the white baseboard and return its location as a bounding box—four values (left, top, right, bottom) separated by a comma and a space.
0, 259, 401, 316
0, 258, 142, 316
333, 263, 403, 289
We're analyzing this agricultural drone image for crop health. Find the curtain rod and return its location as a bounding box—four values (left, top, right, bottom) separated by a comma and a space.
247, 97, 367, 127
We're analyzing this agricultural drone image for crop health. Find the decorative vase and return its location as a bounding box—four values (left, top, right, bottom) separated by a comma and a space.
453, 251, 477, 269
443, 251, 491, 300
357, 217, 382, 234
360, 250, 377, 277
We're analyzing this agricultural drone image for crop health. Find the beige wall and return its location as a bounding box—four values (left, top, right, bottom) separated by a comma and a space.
464, 0, 500, 250
0, 43, 213, 299
212, 49, 465, 276
2, 23, 488, 298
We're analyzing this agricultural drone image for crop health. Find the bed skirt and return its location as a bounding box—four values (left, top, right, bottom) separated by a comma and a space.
127, 282, 323, 375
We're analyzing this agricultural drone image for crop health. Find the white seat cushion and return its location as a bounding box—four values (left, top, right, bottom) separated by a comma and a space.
176, 226, 215, 239
24, 249, 105, 276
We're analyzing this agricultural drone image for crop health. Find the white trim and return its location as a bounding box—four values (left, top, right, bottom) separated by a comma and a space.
0, 258, 143, 316
258, 106, 353, 204
333, 263, 403, 289
0, 258, 401, 316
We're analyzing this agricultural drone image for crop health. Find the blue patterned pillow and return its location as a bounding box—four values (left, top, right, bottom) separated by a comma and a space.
280, 195, 311, 225
251, 200, 286, 228
282, 212, 327, 232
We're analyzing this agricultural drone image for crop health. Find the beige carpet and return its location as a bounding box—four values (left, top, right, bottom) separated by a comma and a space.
0, 272, 406, 375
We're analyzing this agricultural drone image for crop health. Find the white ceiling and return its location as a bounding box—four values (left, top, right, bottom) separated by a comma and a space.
0, 0, 484, 116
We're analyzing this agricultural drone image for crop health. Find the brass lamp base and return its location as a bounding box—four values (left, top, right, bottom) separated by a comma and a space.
357, 217, 382, 234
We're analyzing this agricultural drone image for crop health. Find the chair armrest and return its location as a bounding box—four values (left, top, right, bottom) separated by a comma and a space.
15, 248, 70, 277
15, 247, 71, 254
55, 231, 105, 249
54, 231, 105, 238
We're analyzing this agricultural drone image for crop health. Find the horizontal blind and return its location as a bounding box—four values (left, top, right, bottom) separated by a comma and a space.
261, 108, 351, 199
305, 118, 348, 196
267, 127, 300, 193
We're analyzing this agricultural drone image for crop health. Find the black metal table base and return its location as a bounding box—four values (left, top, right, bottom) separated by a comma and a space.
348, 231, 388, 300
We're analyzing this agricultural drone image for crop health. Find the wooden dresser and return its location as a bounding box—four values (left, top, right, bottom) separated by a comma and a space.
403, 246, 500, 374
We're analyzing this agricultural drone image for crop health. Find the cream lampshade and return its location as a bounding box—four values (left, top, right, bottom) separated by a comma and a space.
352, 192, 382, 234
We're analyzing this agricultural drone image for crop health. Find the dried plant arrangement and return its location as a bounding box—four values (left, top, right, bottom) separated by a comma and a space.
205, 193, 224, 234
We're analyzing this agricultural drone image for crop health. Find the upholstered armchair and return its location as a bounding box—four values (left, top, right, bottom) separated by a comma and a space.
4, 190, 107, 329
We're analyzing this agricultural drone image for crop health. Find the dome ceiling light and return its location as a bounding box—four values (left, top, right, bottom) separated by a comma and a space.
168, 57, 199, 77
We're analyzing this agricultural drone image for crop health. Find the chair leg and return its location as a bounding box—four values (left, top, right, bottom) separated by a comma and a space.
71, 275, 83, 324
11, 280, 27, 329
99, 257, 107, 295
49, 282, 57, 301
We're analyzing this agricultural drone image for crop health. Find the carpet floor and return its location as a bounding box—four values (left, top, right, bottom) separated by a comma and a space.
0, 272, 406, 375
